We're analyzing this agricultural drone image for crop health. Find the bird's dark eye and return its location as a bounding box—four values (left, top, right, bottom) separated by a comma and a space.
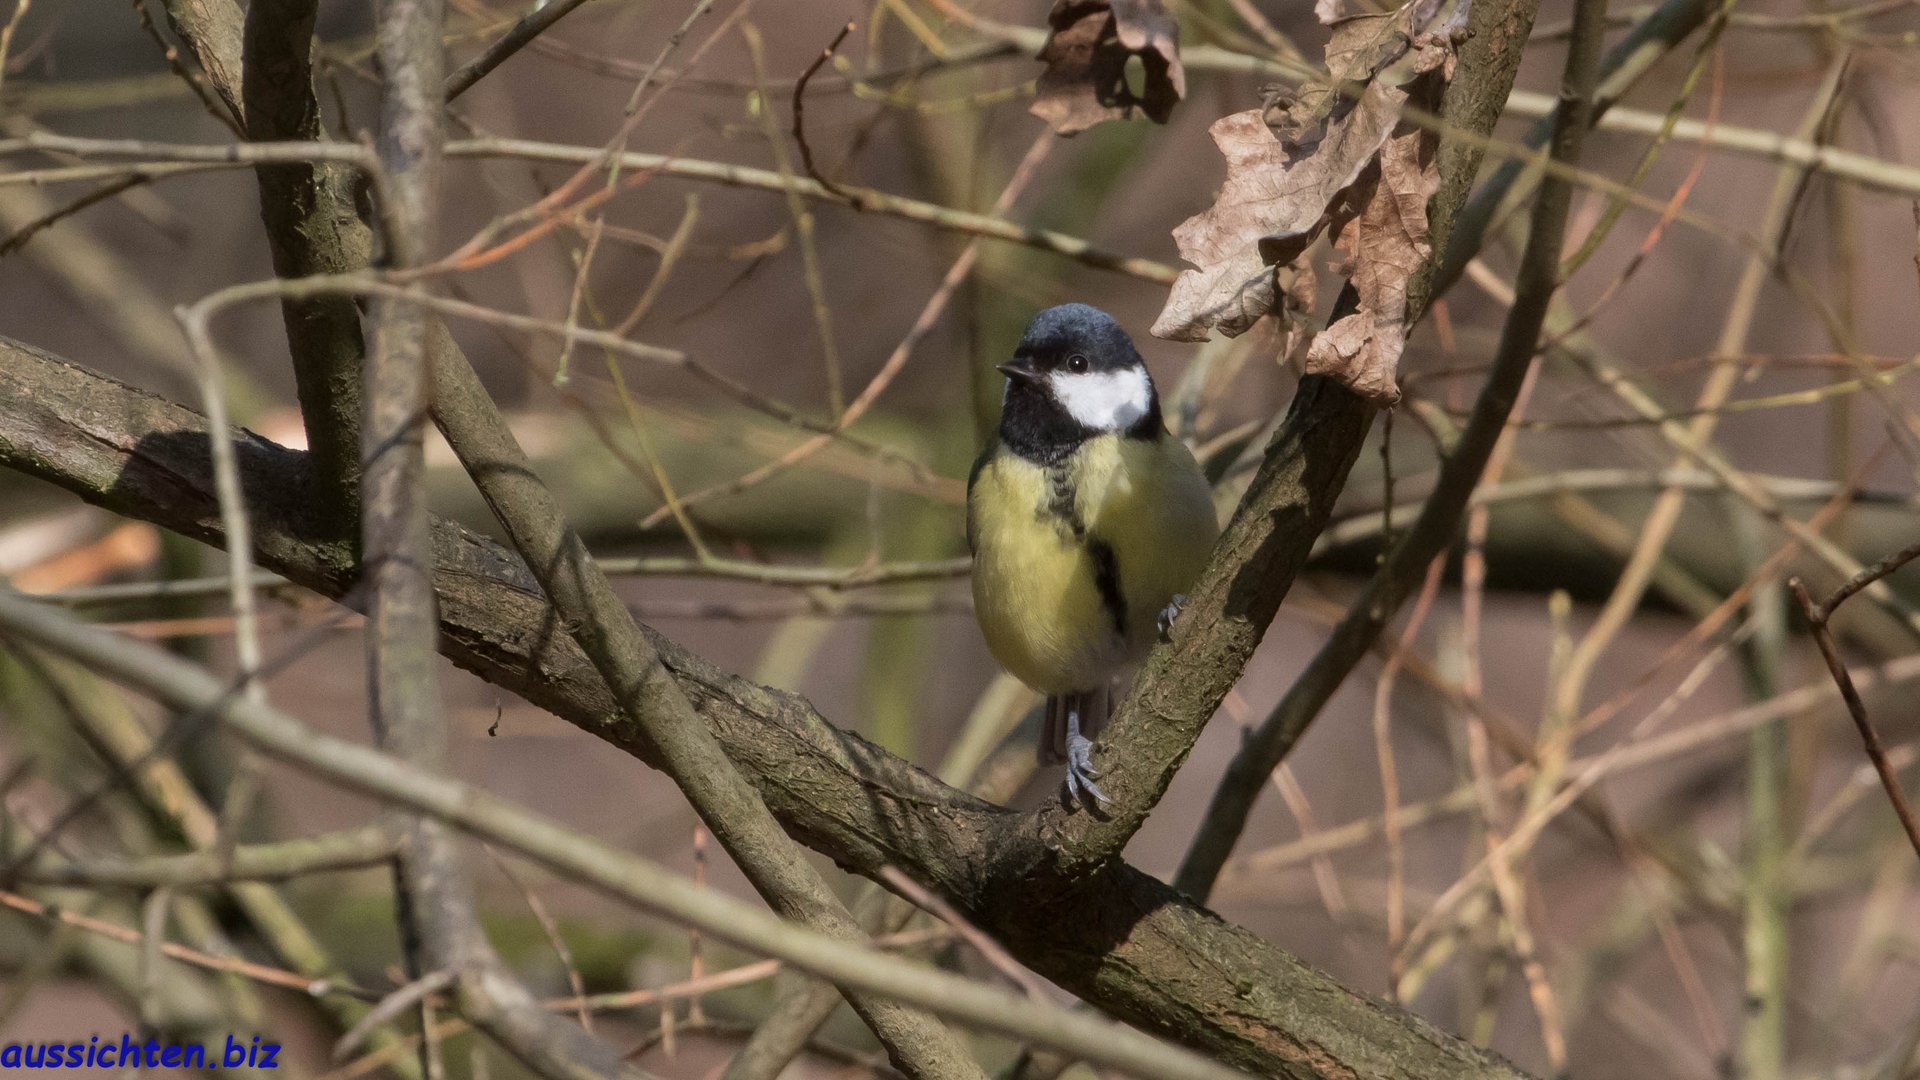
1066, 354, 1089, 374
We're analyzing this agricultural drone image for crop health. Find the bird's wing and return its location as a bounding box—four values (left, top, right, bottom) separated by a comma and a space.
964, 443, 996, 555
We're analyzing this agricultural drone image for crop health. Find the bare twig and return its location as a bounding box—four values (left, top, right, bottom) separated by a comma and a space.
1175, 0, 1606, 900
0, 131, 1175, 281
0, 334, 1540, 1080
878, 866, 1048, 1000
335, 970, 459, 1061
364, 3, 643, 1078
0, 175, 148, 254
0, 588, 1258, 1080
638, 128, 1056, 528
1791, 576, 1920, 860
1373, 557, 1445, 964
1816, 537, 1920, 621
1546, 52, 1852, 736
791, 20, 856, 204
11, 826, 396, 887
425, 327, 986, 1076
443, 0, 594, 101
1429, 0, 1719, 301
0, 887, 353, 998
443, 139, 1175, 281
741, 23, 843, 415
0, 0, 33, 104
486, 850, 593, 1032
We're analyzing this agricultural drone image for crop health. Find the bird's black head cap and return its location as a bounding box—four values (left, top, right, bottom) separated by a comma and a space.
995, 304, 1162, 464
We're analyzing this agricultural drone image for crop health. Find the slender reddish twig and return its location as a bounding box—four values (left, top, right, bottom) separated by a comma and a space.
793, 20, 858, 205
1790, 575, 1920, 860
1816, 537, 1920, 622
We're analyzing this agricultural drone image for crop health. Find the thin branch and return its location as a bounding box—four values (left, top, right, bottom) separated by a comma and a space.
0, 886, 358, 998
365, 3, 643, 1079
740, 23, 843, 416
335, 970, 459, 1062
0, 336, 1535, 1080
425, 323, 987, 1079
34, 574, 305, 607
1818, 537, 1920, 621
485, 850, 592, 1032
1545, 51, 1852, 736
1430, 0, 1718, 302
878, 866, 1048, 1000
790, 19, 856, 204
1791, 577, 1920, 860
0, 174, 149, 254
0, 0, 34, 106
1174, 0, 1605, 900
0, 641, 407, 1069
443, 0, 593, 101
0, 588, 1260, 1080
639, 129, 1057, 528
442, 139, 1177, 282
334, 928, 956, 1080
1222, 652, 1920, 882
0, 131, 1177, 281
11, 826, 396, 887
0, 130, 374, 165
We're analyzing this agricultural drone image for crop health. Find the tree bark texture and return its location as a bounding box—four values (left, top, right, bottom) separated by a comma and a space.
0, 336, 1532, 1080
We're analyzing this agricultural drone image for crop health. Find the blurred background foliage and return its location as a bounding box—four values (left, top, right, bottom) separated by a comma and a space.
3, 0, 1920, 1076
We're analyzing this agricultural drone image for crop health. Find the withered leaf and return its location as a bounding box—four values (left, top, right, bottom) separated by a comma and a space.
1031, 0, 1185, 136
1151, 0, 1456, 404
1303, 120, 1438, 405
1150, 88, 1402, 342
1270, 0, 1443, 146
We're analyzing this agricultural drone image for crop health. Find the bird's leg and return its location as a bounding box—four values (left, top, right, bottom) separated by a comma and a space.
1156, 593, 1189, 641
1063, 692, 1110, 808
1040, 695, 1065, 765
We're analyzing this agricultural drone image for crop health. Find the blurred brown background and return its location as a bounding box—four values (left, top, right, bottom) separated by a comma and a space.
4, 0, 1920, 1076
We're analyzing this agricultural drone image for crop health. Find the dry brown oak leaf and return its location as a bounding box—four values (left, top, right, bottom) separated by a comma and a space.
1152, 1, 1458, 405
1031, 0, 1184, 135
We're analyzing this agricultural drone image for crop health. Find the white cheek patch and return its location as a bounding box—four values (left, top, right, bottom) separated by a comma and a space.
1050, 368, 1151, 432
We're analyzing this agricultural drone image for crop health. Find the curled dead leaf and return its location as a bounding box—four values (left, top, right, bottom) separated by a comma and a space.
1031, 0, 1185, 136
1150, 96, 1403, 343
1303, 122, 1438, 404
1150, 0, 1459, 404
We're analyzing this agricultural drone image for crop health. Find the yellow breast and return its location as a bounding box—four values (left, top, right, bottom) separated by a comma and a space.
967, 434, 1219, 695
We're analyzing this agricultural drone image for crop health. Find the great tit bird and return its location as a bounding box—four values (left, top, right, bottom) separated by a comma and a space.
967, 304, 1220, 806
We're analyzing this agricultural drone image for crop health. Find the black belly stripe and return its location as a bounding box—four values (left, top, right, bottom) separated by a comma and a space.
1044, 465, 1083, 539
1087, 538, 1128, 639
1038, 459, 1126, 638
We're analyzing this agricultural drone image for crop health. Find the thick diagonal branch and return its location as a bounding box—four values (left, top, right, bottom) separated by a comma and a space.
120, 6, 979, 1068
0, 589, 1251, 1080
161, 0, 367, 536
359, 5, 642, 1079
242, 0, 372, 536
0, 337, 1531, 1080
425, 329, 986, 1080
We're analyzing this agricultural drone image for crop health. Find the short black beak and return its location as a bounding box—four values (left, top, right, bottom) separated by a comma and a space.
997, 358, 1041, 383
